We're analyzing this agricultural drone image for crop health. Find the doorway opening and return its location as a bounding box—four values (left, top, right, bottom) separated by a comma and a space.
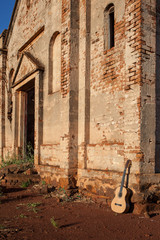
25, 87, 35, 156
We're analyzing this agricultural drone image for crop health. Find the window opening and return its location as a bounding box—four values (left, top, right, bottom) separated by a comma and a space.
109, 6, 114, 49
104, 4, 115, 50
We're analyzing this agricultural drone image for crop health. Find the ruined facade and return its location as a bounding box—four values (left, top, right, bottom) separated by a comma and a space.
0, 0, 160, 202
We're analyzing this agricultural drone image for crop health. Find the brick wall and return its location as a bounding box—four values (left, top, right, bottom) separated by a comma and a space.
77, 0, 143, 197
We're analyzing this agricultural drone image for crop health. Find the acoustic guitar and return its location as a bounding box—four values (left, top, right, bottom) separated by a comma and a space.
111, 160, 132, 214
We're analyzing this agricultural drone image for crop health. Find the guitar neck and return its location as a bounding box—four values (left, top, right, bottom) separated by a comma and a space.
119, 168, 127, 197
118, 160, 131, 197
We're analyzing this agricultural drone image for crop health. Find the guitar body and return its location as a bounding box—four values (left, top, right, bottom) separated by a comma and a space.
111, 186, 130, 214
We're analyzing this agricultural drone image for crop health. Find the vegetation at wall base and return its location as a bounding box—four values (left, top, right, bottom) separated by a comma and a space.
0, 143, 34, 169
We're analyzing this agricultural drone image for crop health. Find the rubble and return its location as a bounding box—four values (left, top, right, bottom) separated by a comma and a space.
0, 163, 40, 188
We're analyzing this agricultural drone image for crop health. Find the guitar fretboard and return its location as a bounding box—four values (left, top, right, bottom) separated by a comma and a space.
118, 160, 131, 197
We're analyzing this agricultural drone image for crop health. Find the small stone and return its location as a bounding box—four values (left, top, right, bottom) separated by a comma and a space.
144, 212, 150, 218
24, 169, 32, 175
31, 184, 48, 194
133, 203, 147, 215
131, 193, 144, 203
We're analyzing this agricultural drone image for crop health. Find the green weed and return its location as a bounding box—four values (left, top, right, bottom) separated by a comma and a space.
0, 225, 5, 230
21, 180, 31, 188
59, 187, 66, 194
16, 202, 41, 213
41, 180, 46, 185
19, 214, 27, 218
27, 202, 41, 213
50, 217, 59, 228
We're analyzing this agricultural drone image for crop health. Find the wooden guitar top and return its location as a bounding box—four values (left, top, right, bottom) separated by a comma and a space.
111, 186, 130, 214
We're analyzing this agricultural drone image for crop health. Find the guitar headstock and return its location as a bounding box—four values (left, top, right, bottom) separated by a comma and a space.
125, 160, 132, 169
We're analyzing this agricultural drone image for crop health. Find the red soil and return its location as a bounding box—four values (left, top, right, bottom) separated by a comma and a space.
0, 188, 160, 240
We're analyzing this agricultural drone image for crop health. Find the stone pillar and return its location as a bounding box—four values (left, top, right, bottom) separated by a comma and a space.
68, 0, 79, 188
13, 91, 19, 154
78, 0, 91, 172
34, 71, 43, 166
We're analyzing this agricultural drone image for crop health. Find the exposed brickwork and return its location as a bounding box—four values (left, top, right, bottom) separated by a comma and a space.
77, 0, 144, 197
61, 0, 71, 97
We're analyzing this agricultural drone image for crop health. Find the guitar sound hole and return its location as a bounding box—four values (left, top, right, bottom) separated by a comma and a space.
115, 203, 122, 207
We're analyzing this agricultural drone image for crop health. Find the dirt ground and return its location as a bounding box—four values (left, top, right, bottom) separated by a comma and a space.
0, 187, 160, 240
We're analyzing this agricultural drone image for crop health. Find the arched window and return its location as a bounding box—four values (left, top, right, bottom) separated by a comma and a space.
104, 4, 115, 50
48, 31, 61, 94
26, 0, 30, 8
